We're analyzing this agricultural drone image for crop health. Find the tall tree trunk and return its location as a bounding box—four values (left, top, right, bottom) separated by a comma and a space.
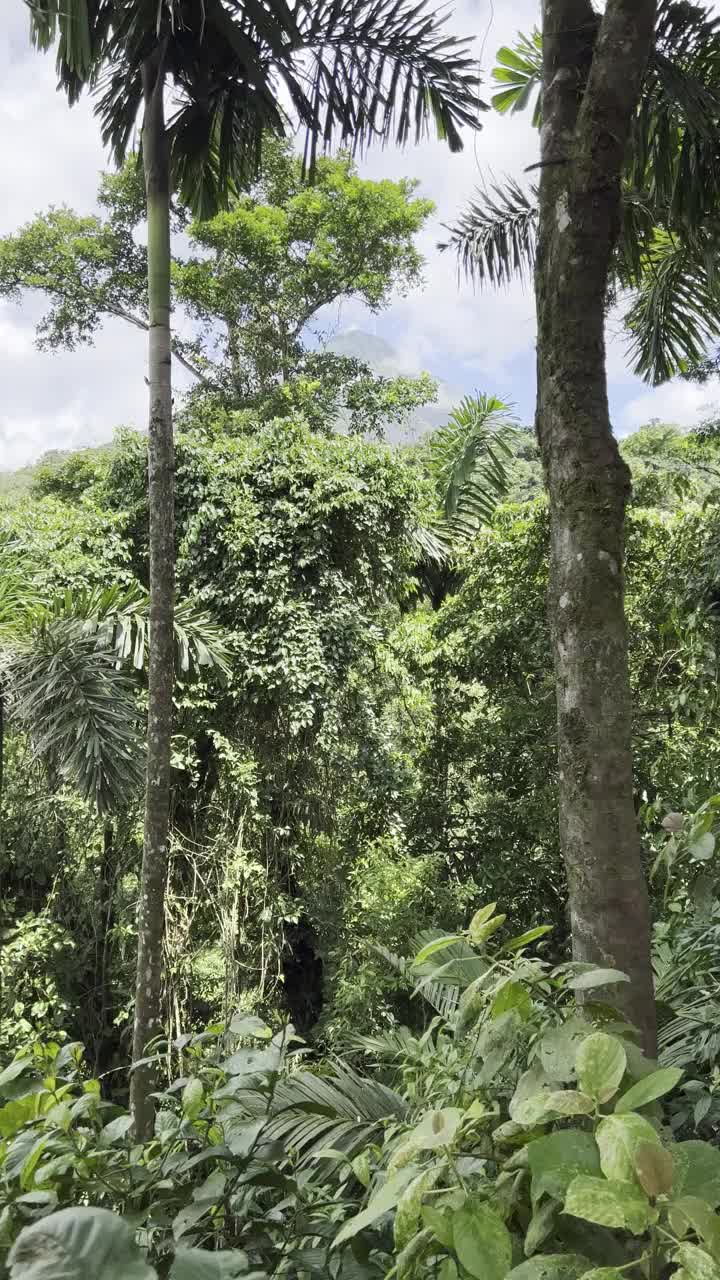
536, 0, 657, 1053
130, 50, 175, 1138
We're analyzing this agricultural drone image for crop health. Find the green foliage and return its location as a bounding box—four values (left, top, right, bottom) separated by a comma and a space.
6, 910, 718, 1280
0, 142, 437, 429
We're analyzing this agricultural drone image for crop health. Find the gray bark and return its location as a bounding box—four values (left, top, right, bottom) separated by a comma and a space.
536, 0, 657, 1052
130, 51, 175, 1138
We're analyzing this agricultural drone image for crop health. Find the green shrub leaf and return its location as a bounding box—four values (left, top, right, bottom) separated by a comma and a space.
452, 1199, 512, 1280
564, 1175, 651, 1235
596, 1113, 661, 1184
673, 1142, 720, 1209
614, 1067, 682, 1113
673, 1244, 720, 1280
576, 1034, 627, 1103
528, 1129, 600, 1205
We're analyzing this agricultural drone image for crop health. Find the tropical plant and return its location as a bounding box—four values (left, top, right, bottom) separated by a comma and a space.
0, 571, 228, 816
27, 0, 485, 1136
411, 394, 518, 607
443, 0, 720, 386
8, 904, 720, 1280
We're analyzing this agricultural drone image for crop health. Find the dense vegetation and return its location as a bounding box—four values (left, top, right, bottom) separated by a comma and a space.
6, 0, 720, 1275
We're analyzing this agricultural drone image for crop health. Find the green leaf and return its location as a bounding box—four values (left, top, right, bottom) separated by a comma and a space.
452, 1200, 512, 1280
633, 1141, 674, 1197
525, 1198, 558, 1256
506, 1256, 591, 1280
543, 1091, 594, 1117
351, 1151, 371, 1188
490, 980, 532, 1020
332, 1167, 419, 1247
673, 1244, 720, 1280
690, 833, 716, 862
468, 914, 507, 946
576, 1034, 627, 1103
580, 1272, 626, 1280
7, 1207, 156, 1279
615, 1067, 683, 1113
567, 969, 630, 991
422, 1204, 454, 1249
504, 926, 553, 952
181, 1078, 204, 1121
670, 1198, 720, 1260
413, 936, 465, 966
538, 1019, 590, 1082
410, 1107, 463, 1150
528, 1130, 601, 1205
673, 1142, 720, 1208
467, 903, 497, 933
229, 1014, 272, 1040
595, 1113, 661, 1184
564, 1175, 651, 1234
0, 1059, 32, 1095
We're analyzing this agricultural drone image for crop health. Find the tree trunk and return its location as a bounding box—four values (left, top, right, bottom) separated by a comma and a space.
130, 51, 175, 1139
536, 0, 657, 1053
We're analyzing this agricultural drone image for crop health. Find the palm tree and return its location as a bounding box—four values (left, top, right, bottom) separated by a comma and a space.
27, 0, 485, 1134
411, 394, 517, 608
442, 0, 720, 386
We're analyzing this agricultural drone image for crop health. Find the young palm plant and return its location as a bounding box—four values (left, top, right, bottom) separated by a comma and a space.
27, 0, 486, 1135
412, 394, 518, 608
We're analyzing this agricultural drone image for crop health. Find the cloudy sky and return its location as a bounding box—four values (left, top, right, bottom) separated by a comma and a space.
1, 0, 718, 470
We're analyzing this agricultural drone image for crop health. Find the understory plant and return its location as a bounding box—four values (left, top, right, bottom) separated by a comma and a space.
2, 904, 719, 1279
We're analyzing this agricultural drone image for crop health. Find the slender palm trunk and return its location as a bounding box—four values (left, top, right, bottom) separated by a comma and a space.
130, 51, 175, 1138
536, 0, 657, 1053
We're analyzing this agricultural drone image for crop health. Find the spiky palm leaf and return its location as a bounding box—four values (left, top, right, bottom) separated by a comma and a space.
446, 0, 720, 385
491, 29, 542, 127
3, 620, 144, 814
230, 1058, 408, 1167
37, 581, 231, 675
440, 178, 537, 289
623, 229, 720, 384
427, 394, 517, 537
28, 0, 487, 220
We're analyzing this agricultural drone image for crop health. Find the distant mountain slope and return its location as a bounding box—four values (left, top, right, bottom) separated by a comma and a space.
326, 328, 461, 442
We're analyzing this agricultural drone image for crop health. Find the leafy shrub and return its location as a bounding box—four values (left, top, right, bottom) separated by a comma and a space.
6, 904, 720, 1280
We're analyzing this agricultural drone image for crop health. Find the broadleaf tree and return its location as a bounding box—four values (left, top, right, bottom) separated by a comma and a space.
27, 0, 486, 1136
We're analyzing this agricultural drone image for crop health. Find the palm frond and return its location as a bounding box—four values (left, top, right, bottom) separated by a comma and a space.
630, 0, 720, 226
33, 582, 231, 676
428, 394, 518, 537
623, 228, 720, 384
491, 29, 542, 127
36, 0, 487, 221
440, 178, 537, 289
228, 1059, 407, 1167
4, 620, 144, 814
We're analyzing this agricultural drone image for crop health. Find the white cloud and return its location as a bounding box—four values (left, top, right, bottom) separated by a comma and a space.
619, 381, 720, 433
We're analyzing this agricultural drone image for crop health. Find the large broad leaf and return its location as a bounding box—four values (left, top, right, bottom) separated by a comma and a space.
633, 1142, 674, 1198
332, 1166, 419, 1247
670, 1198, 720, 1261
528, 1130, 601, 1205
564, 1175, 651, 1235
506, 1257, 590, 1280
596, 1114, 662, 1184
673, 1244, 720, 1280
614, 1067, 682, 1113
7, 1208, 155, 1279
673, 1142, 720, 1208
452, 1200, 512, 1280
576, 1034, 627, 1103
